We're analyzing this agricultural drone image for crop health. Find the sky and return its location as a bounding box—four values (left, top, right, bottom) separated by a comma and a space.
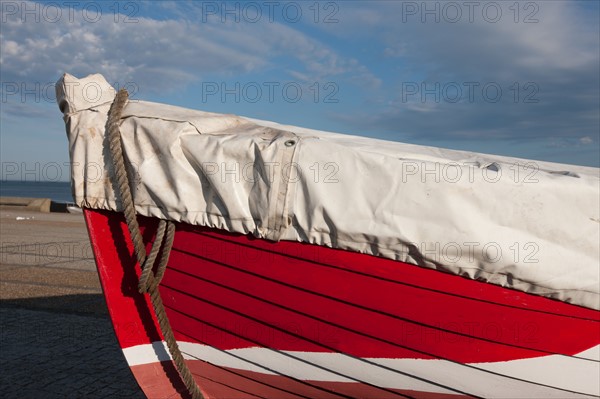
1, 0, 599, 182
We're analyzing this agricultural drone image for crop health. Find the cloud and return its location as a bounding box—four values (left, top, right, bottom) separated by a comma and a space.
1, 12, 262, 91
1, 1, 597, 167
0, 1, 376, 94
580, 136, 594, 145
328, 1, 600, 146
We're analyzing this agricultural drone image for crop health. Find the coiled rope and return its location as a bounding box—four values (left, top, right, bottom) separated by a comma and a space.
106, 89, 204, 399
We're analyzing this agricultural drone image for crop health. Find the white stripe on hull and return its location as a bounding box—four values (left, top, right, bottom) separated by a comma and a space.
123, 343, 600, 398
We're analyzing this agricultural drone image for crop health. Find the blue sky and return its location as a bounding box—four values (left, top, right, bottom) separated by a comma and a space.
1, 1, 599, 181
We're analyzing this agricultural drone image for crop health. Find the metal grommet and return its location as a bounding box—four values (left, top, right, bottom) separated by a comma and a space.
284, 140, 296, 147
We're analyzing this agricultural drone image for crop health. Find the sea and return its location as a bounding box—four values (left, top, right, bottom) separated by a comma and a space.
0, 180, 73, 203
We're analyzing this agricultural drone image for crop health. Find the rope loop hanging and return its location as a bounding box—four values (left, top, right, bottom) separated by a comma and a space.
106, 88, 204, 399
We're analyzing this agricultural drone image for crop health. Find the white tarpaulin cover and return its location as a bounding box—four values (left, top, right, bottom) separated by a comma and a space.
57, 73, 600, 310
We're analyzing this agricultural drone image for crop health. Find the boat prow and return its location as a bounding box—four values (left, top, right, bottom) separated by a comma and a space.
57, 73, 600, 398
85, 208, 599, 399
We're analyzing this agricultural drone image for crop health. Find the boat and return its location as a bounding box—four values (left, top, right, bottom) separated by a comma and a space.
67, 203, 83, 213
56, 73, 600, 399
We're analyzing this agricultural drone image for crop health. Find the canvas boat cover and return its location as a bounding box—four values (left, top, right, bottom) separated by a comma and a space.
56, 73, 600, 310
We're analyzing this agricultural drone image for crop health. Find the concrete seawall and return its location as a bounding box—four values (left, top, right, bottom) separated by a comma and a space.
0, 196, 52, 213
0, 196, 79, 213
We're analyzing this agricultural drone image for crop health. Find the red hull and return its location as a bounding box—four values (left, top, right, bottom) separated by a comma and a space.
84, 209, 600, 398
